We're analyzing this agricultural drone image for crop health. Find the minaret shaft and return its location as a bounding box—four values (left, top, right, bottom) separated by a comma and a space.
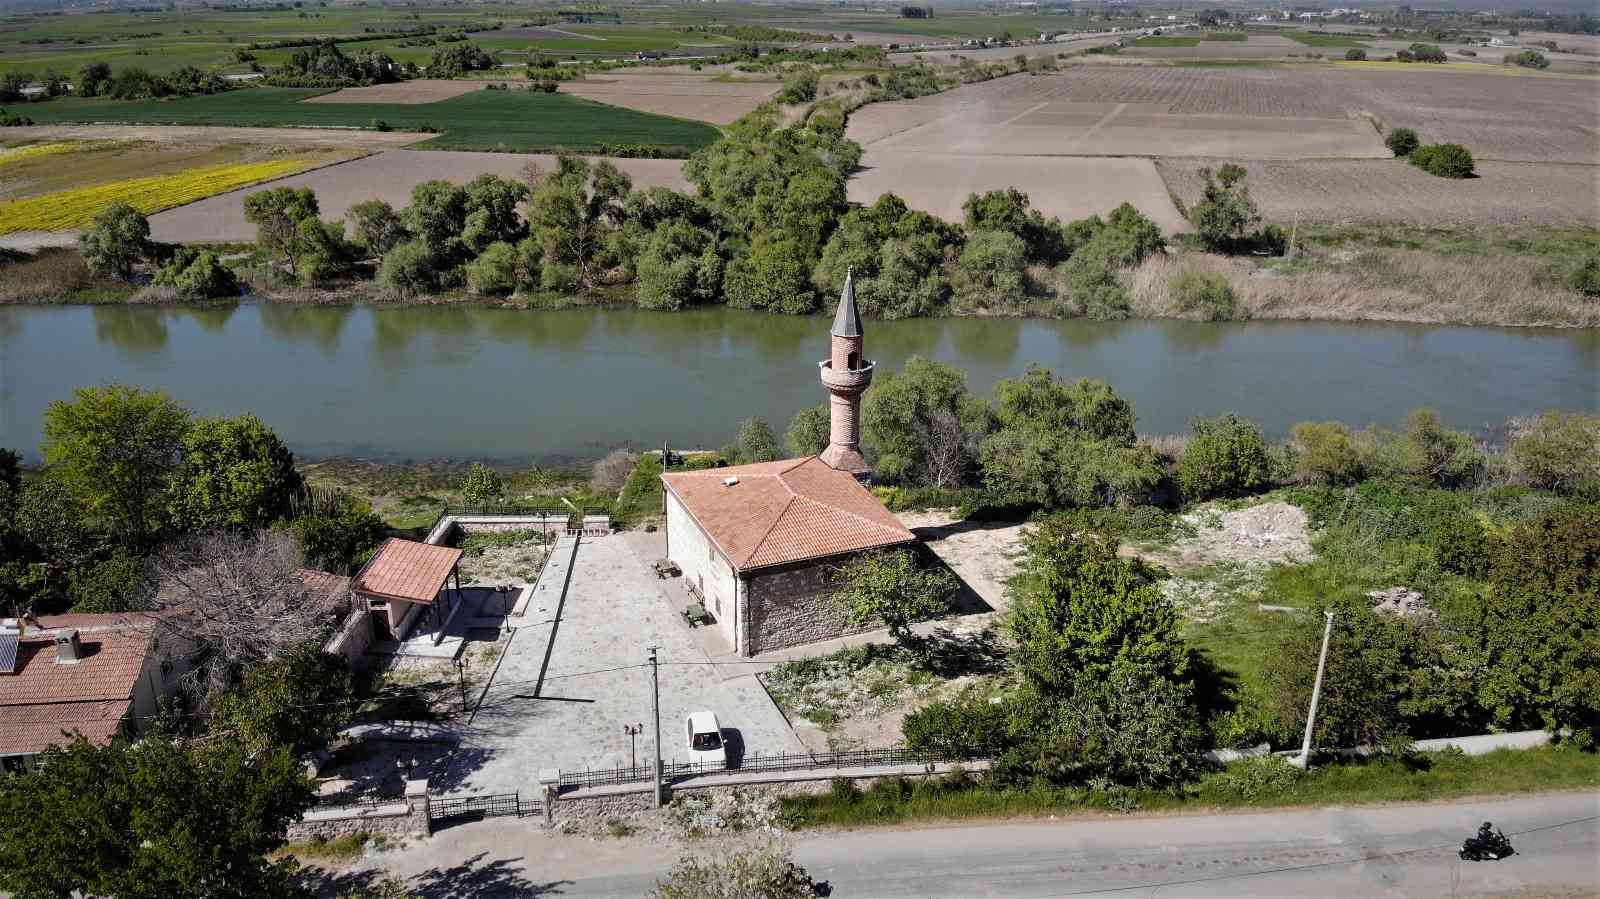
818, 270, 872, 481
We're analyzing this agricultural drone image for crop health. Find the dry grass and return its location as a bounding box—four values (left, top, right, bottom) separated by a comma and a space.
0, 247, 96, 302
1128, 250, 1600, 328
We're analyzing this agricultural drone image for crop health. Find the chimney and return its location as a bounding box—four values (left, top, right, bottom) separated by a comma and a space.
54, 629, 83, 664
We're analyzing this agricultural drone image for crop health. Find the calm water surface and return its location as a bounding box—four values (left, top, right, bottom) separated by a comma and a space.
1, 304, 1595, 463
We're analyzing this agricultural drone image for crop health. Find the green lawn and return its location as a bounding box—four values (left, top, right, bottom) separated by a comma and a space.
781, 746, 1600, 829
1286, 31, 1370, 48
17, 87, 721, 154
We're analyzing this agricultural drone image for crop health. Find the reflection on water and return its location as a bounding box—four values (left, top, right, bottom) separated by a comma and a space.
1, 303, 1594, 463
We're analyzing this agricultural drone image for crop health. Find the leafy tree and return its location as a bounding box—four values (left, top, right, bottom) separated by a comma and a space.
401, 179, 469, 263
462, 173, 530, 254
460, 462, 505, 506
211, 642, 356, 756
814, 194, 960, 319
377, 239, 438, 295
635, 220, 722, 310
526, 155, 633, 289
1291, 421, 1363, 485
952, 228, 1028, 311
153, 248, 239, 299
79, 202, 150, 280
1476, 504, 1600, 743
427, 42, 494, 77
1391, 408, 1483, 488
1168, 269, 1244, 321
243, 187, 320, 278
171, 414, 302, 532
651, 841, 823, 899
903, 685, 1011, 755
778, 69, 818, 104
1007, 520, 1186, 696
724, 236, 816, 313
1407, 42, 1447, 62
833, 547, 957, 655
77, 60, 113, 97
961, 187, 1068, 264
861, 356, 983, 486
347, 199, 410, 257
1345, 48, 1367, 60
1055, 204, 1165, 320
1508, 411, 1600, 499
1177, 413, 1272, 501
979, 369, 1160, 509
3, 472, 100, 613
1506, 49, 1549, 68
1189, 164, 1261, 252
42, 385, 190, 547
1409, 143, 1475, 178
293, 216, 358, 286
735, 416, 780, 464
786, 404, 831, 457
292, 493, 387, 575
1384, 126, 1420, 157
0, 734, 314, 899
464, 240, 521, 295
68, 547, 154, 613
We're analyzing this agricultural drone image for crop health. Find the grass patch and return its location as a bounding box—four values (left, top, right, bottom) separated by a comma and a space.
1298, 223, 1600, 263
1285, 31, 1368, 48
20, 87, 721, 155
781, 746, 1600, 829
277, 831, 371, 863
0, 248, 136, 304
615, 451, 721, 528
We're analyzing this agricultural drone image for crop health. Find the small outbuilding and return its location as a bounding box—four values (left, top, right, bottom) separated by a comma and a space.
353, 538, 465, 644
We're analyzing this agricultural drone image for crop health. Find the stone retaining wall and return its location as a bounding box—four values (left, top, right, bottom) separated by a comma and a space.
287, 800, 426, 841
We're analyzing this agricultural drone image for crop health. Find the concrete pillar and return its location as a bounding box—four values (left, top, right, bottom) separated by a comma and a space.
405, 778, 431, 837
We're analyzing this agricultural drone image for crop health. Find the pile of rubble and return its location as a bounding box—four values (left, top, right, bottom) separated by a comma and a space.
1368, 586, 1433, 619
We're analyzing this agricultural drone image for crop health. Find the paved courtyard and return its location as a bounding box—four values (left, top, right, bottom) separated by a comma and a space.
438, 535, 803, 796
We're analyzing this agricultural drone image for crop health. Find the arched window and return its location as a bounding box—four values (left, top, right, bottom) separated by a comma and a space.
847, 350, 860, 370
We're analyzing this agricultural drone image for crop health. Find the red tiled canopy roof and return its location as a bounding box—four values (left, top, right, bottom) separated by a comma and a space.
353, 539, 462, 604
662, 456, 916, 572
0, 614, 155, 756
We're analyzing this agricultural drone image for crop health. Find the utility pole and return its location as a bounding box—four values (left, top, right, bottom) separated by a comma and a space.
648, 646, 662, 808
1291, 610, 1335, 770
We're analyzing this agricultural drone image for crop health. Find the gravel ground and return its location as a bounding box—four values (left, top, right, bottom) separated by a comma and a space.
1134, 501, 1314, 572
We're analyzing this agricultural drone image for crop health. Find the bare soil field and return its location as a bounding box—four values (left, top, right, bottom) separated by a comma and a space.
849, 151, 1188, 234
558, 72, 780, 125
0, 123, 429, 148
847, 71, 1388, 159
1157, 157, 1599, 228
303, 79, 503, 105
149, 149, 692, 244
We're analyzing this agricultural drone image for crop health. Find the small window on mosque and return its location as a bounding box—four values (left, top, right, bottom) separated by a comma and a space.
847, 351, 860, 370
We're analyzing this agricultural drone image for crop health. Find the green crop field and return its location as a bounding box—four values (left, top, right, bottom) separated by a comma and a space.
1286, 31, 1370, 48
17, 87, 721, 154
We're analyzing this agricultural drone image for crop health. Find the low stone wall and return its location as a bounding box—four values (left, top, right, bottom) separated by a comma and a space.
323, 608, 374, 671
287, 800, 425, 841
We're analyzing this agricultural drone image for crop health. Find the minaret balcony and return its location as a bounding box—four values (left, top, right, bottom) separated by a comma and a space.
819, 359, 875, 391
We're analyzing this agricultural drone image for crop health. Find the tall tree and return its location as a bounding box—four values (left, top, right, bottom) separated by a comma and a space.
42, 385, 190, 547
170, 414, 302, 532
833, 547, 957, 656
785, 404, 831, 457
861, 356, 984, 486
79, 203, 151, 280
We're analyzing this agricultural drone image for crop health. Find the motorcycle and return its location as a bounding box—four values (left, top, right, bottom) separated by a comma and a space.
1459, 822, 1515, 861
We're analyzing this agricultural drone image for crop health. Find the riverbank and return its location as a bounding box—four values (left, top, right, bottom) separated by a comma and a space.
6, 229, 1598, 328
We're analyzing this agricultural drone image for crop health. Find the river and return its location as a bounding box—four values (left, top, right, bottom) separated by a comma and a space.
1, 304, 1595, 463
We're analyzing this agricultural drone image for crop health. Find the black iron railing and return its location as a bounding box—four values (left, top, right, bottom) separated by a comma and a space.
428, 791, 530, 823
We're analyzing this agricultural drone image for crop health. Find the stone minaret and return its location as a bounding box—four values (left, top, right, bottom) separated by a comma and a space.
818, 270, 873, 480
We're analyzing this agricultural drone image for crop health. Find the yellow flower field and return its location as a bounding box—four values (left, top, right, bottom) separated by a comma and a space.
0, 158, 317, 235
0, 141, 106, 167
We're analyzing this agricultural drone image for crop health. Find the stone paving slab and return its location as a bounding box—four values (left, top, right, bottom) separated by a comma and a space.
440, 535, 803, 796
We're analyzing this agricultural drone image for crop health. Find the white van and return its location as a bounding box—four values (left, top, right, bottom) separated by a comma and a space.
685, 710, 727, 768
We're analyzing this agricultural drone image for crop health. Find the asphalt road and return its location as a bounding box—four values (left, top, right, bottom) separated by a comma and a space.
548, 792, 1600, 898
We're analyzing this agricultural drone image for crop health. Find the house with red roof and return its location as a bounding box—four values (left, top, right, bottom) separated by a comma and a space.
0, 613, 185, 773
661, 273, 919, 656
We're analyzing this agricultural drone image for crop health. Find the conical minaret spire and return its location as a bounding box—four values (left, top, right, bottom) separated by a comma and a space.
818, 269, 873, 481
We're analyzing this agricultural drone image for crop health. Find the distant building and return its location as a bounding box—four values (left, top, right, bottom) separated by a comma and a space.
0, 614, 186, 773
662, 273, 917, 656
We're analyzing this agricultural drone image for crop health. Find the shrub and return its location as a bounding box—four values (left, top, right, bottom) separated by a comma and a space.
902, 687, 1010, 756
1409, 143, 1475, 178
591, 448, 638, 494
1564, 252, 1600, 297
1189, 164, 1261, 253
1291, 421, 1362, 485
1384, 127, 1419, 157
1508, 411, 1600, 499
778, 70, 818, 104
1408, 42, 1447, 63
1505, 49, 1549, 69
1345, 48, 1367, 61
153, 248, 239, 299
79, 202, 150, 280
460, 462, 504, 506
952, 229, 1028, 310
1169, 270, 1245, 322
1178, 413, 1272, 501
540, 260, 579, 292
376, 239, 437, 295
464, 241, 519, 295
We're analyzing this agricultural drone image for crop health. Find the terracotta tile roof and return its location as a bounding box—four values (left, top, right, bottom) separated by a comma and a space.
662, 456, 916, 572
353, 539, 462, 604
297, 568, 352, 608
0, 614, 155, 756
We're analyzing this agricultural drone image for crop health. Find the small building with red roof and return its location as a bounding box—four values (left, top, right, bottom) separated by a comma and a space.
0, 613, 185, 773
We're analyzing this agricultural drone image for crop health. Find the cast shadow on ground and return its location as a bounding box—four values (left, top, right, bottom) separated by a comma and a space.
300, 855, 572, 898
917, 627, 1008, 680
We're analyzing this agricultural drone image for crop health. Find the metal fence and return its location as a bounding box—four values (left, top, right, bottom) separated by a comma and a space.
428, 791, 531, 824
557, 747, 986, 790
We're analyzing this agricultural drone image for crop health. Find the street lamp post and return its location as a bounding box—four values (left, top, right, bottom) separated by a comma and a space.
623, 723, 644, 770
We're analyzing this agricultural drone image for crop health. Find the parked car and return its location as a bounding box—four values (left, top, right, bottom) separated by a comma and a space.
685, 710, 727, 768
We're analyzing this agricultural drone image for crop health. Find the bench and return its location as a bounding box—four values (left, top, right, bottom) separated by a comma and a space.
682, 602, 711, 627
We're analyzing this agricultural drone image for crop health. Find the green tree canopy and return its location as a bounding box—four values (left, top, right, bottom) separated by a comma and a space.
785, 404, 831, 457
79, 202, 150, 280
170, 414, 302, 532
861, 356, 984, 487
243, 186, 320, 278
42, 384, 190, 547
735, 416, 780, 464
832, 547, 957, 655
460, 462, 505, 506
211, 642, 356, 757
1177, 412, 1272, 501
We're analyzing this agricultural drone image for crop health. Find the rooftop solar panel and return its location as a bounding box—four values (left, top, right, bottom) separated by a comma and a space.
0, 632, 18, 674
